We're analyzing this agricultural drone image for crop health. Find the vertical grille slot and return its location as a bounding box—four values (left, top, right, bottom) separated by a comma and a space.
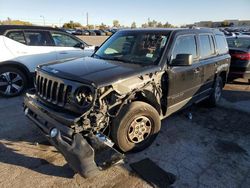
47, 80, 52, 100
35, 73, 72, 108
58, 84, 65, 105
51, 82, 58, 102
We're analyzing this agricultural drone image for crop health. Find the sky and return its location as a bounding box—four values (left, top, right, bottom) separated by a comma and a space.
0, 0, 250, 27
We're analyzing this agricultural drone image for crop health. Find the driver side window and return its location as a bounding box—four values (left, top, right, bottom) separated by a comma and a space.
172, 35, 197, 60
50, 32, 80, 47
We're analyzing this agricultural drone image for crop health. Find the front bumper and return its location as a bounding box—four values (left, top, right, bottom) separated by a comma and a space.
24, 92, 124, 177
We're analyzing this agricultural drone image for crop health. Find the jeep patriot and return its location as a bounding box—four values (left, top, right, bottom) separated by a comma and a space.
24, 28, 230, 177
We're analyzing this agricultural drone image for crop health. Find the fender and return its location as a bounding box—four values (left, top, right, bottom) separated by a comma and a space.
0, 60, 34, 86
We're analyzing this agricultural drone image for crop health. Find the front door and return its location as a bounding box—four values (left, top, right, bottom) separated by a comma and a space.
50, 31, 93, 60
166, 34, 203, 115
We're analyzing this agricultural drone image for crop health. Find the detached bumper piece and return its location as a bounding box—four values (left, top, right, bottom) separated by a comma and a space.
24, 93, 124, 178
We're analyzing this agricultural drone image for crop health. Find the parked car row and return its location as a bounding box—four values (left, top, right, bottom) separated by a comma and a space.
64, 28, 117, 36
220, 27, 250, 37
0, 25, 95, 97
226, 35, 250, 83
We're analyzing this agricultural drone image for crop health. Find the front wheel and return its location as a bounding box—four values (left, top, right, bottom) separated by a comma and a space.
206, 76, 223, 107
111, 101, 161, 153
0, 67, 27, 97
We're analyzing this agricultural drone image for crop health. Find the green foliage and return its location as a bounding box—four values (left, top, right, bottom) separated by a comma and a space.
63, 20, 82, 29
0, 18, 32, 25
131, 22, 136, 28
141, 20, 175, 28
99, 23, 108, 30
113, 20, 120, 28
221, 21, 229, 27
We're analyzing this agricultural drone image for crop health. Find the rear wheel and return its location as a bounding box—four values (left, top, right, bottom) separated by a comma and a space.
111, 101, 161, 153
206, 76, 223, 107
0, 67, 28, 97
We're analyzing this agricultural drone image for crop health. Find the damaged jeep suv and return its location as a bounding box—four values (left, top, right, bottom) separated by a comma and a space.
24, 28, 230, 177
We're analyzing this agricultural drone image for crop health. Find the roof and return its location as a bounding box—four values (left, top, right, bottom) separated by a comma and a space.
118, 27, 223, 35
0, 25, 63, 35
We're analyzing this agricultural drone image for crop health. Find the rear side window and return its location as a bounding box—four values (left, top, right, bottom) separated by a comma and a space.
199, 34, 215, 58
6, 31, 26, 44
227, 38, 250, 49
24, 31, 52, 46
172, 35, 197, 59
215, 35, 228, 54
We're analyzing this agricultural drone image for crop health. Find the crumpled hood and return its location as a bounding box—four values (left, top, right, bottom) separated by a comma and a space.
39, 57, 154, 88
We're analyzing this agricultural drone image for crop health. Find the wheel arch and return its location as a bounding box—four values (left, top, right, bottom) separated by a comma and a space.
0, 61, 33, 86
133, 90, 162, 116
218, 71, 227, 86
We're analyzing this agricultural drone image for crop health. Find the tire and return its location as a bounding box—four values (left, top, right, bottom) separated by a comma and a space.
0, 67, 28, 97
206, 76, 223, 107
111, 101, 161, 153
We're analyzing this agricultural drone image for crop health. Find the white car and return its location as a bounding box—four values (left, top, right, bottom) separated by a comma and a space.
0, 25, 95, 97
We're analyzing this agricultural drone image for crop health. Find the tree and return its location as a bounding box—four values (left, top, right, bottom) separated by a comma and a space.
163, 22, 175, 28
156, 22, 163, 28
221, 21, 229, 27
63, 21, 82, 29
141, 23, 148, 28
148, 20, 157, 27
0, 18, 32, 25
113, 20, 120, 28
99, 23, 107, 30
131, 22, 136, 28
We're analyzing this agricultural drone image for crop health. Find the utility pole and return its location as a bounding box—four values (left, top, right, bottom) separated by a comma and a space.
40, 15, 45, 26
86, 12, 89, 27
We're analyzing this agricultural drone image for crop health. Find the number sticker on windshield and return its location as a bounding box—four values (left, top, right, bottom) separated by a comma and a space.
146, 53, 154, 58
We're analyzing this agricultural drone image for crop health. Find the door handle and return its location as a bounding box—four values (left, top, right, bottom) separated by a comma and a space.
194, 67, 200, 74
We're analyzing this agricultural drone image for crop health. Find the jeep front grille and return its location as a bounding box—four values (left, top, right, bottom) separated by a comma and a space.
36, 74, 72, 107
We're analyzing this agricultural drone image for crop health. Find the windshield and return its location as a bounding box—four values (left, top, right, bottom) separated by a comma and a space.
227, 37, 250, 49
95, 31, 169, 65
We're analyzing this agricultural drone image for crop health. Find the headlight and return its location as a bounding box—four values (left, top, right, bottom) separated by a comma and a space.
75, 86, 94, 107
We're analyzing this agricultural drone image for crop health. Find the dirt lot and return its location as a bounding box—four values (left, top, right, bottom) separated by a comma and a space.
0, 78, 249, 188
77, 36, 109, 46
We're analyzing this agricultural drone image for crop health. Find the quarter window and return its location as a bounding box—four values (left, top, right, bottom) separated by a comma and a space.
6, 31, 26, 44
172, 35, 197, 59
51, 32, 81, 47
199, 35, 215, 58
215, 35, 228, 54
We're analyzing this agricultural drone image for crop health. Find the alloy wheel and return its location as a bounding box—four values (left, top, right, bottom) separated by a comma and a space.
0, 72, 24, 96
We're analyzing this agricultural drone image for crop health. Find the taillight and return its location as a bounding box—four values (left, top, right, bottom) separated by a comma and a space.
231, 53, 250, 60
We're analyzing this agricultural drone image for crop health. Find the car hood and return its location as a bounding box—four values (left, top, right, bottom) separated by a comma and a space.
39, 57, 157, 88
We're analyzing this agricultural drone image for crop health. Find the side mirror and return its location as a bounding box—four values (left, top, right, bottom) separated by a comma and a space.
94, 46, 100, 52
75, 43, 85, 49
171, 54, 193, 66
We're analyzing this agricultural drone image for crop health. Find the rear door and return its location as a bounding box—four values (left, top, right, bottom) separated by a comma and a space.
50, 31, 94, 60
166, 34, 204, 114
4, 30, 57, 72
198, 33, 217, 93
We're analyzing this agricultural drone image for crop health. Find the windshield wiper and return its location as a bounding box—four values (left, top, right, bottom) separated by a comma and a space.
110, 57, 143, 64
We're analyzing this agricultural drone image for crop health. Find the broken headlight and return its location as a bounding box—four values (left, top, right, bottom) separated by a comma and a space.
75, 86, 94, 107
